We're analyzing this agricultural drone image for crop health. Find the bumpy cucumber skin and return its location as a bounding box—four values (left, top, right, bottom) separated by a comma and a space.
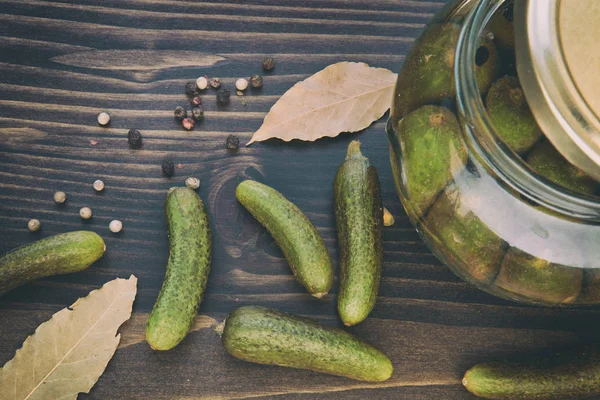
486, 76, 542, 154
399, 105, 468, 217
235, 180, 333, 297
222, 306, 393, 382
463, 349, 600, 399
334, 141, 383, 326
495, 248, 582, 305
393, 23, 499, 117
423, 185, 506, 285
146, 187, 212, 351
0, 231, 105, 295
526, 140, 597, 195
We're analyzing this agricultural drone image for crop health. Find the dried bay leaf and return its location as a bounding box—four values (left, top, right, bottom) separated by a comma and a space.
0, 275, 137, 400
247, 62, 397, 145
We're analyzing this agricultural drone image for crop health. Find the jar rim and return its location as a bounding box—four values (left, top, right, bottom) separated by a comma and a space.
516, 0, 600, 181
455, 0, 600, 220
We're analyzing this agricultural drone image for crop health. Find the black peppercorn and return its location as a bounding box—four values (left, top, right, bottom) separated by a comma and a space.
216, 89, 231, 105
185, 81, 198, 97
174, 106, 187, 121
127, 129, 142, 148
225, 134, 240, 149
262, 57, 275, 71
250, 74, 263, 88
191, 106, 204, 121
191, 96, 202, 107
210, 78, 222, 89
162, 159, 175, 177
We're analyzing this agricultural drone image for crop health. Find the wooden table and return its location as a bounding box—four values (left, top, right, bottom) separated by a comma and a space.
1, 0, 600, 399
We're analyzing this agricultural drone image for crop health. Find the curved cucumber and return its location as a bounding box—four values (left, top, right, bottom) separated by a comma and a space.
222, 306, 393, 382
235, 180, 333, 297
463, 348, 600, 399
334, 141, 383, 326
0, 231, 105, 295
146, 187, 212, 351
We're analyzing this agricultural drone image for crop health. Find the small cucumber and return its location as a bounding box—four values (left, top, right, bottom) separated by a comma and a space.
235, 180, 333, 297
398, 105, 468, 217
463, 348, 600, 399
495, 248, 582, 305
393, 23, 498, 117
146, 187, 212, 351
0, 230, 105, 296
334, 141, 383, 326
526, 140, 597, 195
486, 76, 542, 154
222, 306, 393, 382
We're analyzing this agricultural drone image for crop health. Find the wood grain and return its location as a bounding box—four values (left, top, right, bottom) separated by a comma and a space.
2, 0, 599, 399
51, 50, 227, 70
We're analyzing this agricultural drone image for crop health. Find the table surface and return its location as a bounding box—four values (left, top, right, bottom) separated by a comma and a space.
2, 0, 600, 399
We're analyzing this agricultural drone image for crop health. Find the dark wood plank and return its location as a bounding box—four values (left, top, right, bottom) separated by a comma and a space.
0, 310, 592, 400
1, 0, 599, 399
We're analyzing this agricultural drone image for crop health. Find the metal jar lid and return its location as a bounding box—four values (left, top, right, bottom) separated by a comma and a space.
515, 0, 600, 181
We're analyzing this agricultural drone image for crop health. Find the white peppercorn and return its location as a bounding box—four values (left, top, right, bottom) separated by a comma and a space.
109, 220, 123, 233
196, 76, 208, 90
28, 219, 40, 232
80, 207, 92, 219
93, 179, 104, 192
53, 191, 67, 204
185, 177, 200, 190
97, 112, 110, 126
236, 78, 249, 91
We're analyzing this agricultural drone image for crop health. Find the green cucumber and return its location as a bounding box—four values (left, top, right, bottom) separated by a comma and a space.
495, 248, 582, 305
146, 187, 212, 351
487, 2, 515, 54
235, 180, 333, 297
222, 306, 393, 382
463, 347, 600, 399
0, 230, 105, 295
399, 105, 468, 217
526, 140, 597, 195
486, 76, 542, 154
334, 141, 383, 326
423, 185, 506, 285
393, 23, 499, 117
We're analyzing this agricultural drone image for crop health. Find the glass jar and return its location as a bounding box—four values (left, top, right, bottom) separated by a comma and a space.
387, 0, 600, 306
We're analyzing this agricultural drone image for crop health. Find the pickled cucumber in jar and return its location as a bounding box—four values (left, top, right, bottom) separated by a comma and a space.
486, 76, 542, 154
423, 184, 506, 284
387, 0, 600, 308
526, 141, 597, 196
487, 1, 515, 54
397, 105, 468, 217
394, 23, 499, 117
579, 270, 600, 304
495, 248, 583, 304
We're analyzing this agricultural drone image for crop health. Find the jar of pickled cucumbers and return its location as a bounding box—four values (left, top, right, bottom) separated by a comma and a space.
387, 0, 600, 306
